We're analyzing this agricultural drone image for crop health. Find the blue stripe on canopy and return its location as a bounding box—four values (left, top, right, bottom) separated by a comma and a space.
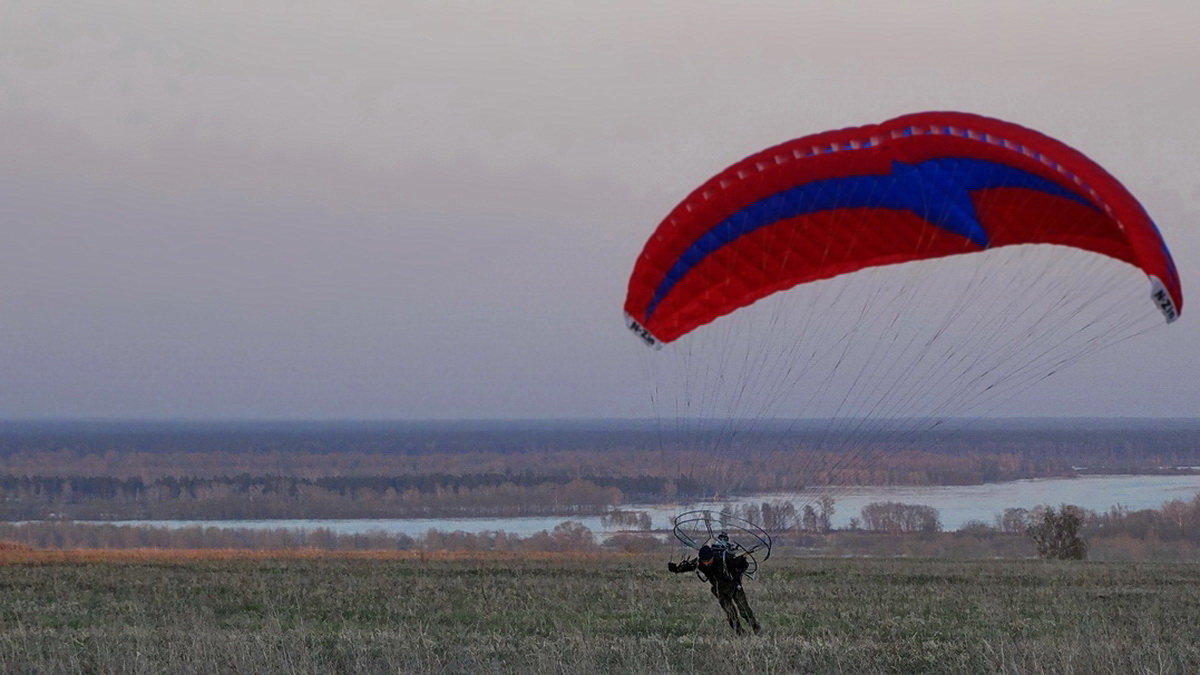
644, 158, 1094, 321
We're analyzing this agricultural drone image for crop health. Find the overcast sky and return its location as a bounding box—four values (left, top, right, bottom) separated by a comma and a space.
2, 1, 1198, 419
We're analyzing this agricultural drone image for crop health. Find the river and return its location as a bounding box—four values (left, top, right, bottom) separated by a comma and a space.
86, 474, 1200, 538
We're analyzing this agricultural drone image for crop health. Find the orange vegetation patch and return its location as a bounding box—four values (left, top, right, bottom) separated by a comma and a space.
0, 547, 630, 565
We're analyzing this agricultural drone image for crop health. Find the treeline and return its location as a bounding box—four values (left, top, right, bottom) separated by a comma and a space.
0, 520, 662, 554
971, 496, 1200, 546
0, 474, 633, 520
0, 447, 1075, 490
7, 494, 1200, 562
734, 494, 1200, 557
4, 419, 1197, 459
1086, 495, 1200, 544
739, 496, 1200, 561
858, 502, 941, 534
3, 421, 1198, 497
727, 499, 941, 536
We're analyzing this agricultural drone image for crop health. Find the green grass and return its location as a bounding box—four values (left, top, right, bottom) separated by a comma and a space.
2, 554, 1199, 673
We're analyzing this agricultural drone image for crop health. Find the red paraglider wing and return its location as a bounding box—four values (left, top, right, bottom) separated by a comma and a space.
624, 112, 1181, 346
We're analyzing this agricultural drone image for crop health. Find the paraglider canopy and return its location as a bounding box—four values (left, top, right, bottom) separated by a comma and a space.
625, 111, 1181, 347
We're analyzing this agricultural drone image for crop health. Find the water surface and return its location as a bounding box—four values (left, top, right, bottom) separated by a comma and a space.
90, 474, 1200, 537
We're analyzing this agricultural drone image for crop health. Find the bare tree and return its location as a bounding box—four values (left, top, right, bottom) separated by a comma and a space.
817, 495, 835, 533
802, 505, 818, 532
995, 507, 1029, 534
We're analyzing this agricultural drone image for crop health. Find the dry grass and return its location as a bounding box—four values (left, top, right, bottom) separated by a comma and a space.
0, 539, 34, 552
2, 554, 1199, 673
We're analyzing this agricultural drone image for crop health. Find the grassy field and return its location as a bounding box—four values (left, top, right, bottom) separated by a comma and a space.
1, 551, 1199, 673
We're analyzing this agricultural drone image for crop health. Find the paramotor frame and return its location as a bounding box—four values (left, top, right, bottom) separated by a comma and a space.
672, 509, 773, 578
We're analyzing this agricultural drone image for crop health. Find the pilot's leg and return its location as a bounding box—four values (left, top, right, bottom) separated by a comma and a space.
733, 587, 760, 634
717, 589, 744, 634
